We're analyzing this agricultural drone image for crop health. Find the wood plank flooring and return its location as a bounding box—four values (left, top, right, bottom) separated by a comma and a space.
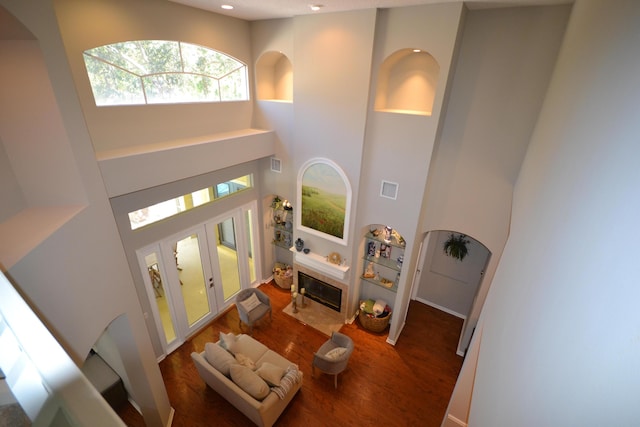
119, 282, 464, 427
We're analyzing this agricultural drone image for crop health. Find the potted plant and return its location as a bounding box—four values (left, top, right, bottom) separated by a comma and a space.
443, 233, 470, 261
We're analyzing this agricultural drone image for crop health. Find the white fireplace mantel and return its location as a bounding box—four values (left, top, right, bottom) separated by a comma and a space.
290, 248, 349, 281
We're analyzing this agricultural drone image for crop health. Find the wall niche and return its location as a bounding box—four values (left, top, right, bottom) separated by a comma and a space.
375, 48, 439, 116
256, 51, 293, 102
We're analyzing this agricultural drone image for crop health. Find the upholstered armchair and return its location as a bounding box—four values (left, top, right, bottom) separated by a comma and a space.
235, 288, 272, 335
312, 331, 354, 389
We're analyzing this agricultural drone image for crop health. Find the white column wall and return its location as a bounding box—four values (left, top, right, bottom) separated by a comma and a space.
469, 1, 640, 425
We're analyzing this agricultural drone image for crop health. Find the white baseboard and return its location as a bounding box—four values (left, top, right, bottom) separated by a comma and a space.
414, 297, 466, 320
445, 413, 467, 427
166, 407, 175, 426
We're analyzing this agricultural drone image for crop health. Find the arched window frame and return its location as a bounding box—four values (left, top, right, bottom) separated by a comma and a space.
83, 40, 249, 106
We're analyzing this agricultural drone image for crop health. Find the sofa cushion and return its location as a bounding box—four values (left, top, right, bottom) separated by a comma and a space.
256, 362, 285, 387
235, 353, 256, 370
204, 342, 237, 377
231, 335, 269, 362
219, 332, 237, 352
229, 364, 270, 401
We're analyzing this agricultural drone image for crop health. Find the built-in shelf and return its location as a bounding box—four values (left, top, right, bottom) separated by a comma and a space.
361, 275, 398, 293
256, 51, 293, 102
374, 48, 439, 116
291, 248, 349, 281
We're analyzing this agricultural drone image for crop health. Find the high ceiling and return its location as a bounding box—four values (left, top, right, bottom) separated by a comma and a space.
169, 0, 572, 21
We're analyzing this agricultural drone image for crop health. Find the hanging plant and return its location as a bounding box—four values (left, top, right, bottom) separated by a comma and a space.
443, 233, 470, 261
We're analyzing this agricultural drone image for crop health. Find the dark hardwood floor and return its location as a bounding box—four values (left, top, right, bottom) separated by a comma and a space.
119, 282, 464, 427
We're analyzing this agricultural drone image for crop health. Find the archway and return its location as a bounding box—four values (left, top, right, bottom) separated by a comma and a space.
411, 230, 490, 355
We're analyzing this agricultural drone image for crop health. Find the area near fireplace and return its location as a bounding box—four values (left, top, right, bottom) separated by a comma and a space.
292, 262, 349, 321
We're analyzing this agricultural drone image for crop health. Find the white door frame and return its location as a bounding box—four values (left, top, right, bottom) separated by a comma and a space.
136, 201, 262, 356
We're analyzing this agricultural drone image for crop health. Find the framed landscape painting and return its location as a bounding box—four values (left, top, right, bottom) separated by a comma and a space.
297, 158, 351, 245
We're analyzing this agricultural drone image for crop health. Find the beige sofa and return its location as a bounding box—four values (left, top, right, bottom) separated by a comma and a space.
191, 334, 302, 427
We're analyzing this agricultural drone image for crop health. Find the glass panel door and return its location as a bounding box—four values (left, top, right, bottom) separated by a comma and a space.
137, 246, 180, 354
174, 233, 212, 328
156, 226, 218, 343
245, 207, 257, 284
208, 215, 242, 306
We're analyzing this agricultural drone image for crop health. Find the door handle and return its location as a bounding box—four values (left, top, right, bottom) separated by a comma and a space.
209, 277, 214, 288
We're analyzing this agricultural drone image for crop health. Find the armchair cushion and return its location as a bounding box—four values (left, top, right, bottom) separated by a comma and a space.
239, 292, 262, 312
324, 347, 348, 360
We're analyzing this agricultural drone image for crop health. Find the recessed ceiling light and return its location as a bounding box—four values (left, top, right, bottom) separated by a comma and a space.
413, 49, 421, 53
309, 4, 323, 12
221, 5, 234, 10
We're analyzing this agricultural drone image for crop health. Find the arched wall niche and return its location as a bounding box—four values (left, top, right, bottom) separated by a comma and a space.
256, 51, 293, 102
375, 48, 440, 116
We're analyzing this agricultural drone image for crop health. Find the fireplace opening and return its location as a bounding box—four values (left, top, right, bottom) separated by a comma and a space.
298, 271, 342, 312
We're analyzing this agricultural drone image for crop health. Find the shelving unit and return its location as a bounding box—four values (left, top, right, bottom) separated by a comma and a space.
272, 204, 293, 250
360, 229, 405, 295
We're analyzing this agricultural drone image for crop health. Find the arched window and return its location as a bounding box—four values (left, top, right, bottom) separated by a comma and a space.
83, 40, 248, 106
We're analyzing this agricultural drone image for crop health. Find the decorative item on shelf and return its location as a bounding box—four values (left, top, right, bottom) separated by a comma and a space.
327, 252, 341, 265
303, 248, 310, 254
379, 277, 394, 289
396, 255, 404, 268
392, 229, 406, 247
295, 238, 304, 252
384, 226, 393, 243
282, 199, 293, 211
284, 234, 292, 247
443, 233, 470, 261
285, 220, 293, 231
300, 287, 306, 307
270, 196, 282, 210
367, 241, 376, 257
363, 261, 376, 278
370, 227, 381, 237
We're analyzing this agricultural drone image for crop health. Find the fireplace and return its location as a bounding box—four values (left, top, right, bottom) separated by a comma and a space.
298, 271, 342, 312
293, 262, 348, 321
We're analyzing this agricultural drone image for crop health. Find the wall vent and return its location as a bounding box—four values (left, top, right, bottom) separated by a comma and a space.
270, 157, 282, 173
380, 180, 399, 200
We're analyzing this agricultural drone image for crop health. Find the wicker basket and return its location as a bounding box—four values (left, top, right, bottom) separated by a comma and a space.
273, 263, 293, 289
358, 309, 391, 333
274, 272, 293, 289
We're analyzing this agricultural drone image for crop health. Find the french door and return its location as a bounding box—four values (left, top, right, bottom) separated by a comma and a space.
137, 202, 260, 355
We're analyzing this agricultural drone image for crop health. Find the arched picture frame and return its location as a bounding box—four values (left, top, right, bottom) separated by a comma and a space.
297, 158, 351, 246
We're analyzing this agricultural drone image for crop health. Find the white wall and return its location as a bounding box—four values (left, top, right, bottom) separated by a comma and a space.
358, 4, 464, 340
416, 231, 488, 318
469, 1, 640, 424
54, 0, 254, 153
423, 4, 571, 355
0, 1, 172, 425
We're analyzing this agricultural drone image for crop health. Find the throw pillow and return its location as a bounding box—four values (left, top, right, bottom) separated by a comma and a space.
256, 362, 285, 386
204, 342, 237, 377
324, 346, 348, 360
219, 332, 237, 352
239, 292, 262, 312
235, 353, 256, 370
230, 364, 270, 401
